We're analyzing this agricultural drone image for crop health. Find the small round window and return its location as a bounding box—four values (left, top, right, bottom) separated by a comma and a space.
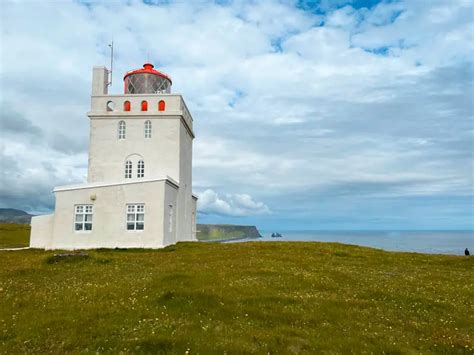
106, 101, 115, 111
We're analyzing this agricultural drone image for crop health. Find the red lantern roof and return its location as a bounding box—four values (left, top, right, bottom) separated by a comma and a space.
123, 63, 172, 84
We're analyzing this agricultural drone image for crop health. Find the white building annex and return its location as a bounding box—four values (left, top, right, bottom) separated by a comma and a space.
30, 63, 198, 249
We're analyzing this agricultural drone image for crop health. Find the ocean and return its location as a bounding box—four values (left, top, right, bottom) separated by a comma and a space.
240, 230, 474, 255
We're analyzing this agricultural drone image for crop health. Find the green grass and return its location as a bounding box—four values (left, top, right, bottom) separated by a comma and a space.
0, 223, 30, 248
0, 225, 473, 353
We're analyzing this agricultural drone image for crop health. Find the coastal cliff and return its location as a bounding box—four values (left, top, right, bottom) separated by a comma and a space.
196, 224, 262, 241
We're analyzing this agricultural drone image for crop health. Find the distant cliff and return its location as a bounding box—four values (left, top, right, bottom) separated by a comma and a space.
197, 224, 262, 241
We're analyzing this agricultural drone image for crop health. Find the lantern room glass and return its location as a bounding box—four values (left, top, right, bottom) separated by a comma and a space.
124, 73, 171, 94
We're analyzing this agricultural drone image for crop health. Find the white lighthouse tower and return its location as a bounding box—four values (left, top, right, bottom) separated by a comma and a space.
30, 63, 197, 249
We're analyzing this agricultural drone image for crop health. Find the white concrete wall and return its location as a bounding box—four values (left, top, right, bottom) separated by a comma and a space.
87, 117, 181, 183
47, 179, 173, 249
176, 123, 196, 242
163, 182, 179, 246
30, 214, 54, 248
191, 196, 197, 240
87, 90, 196, 243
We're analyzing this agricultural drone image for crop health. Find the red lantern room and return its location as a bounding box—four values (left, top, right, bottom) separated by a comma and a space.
123, 63, 172, 94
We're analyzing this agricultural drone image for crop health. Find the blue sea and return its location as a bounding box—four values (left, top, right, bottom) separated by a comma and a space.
233, 230, 473, 255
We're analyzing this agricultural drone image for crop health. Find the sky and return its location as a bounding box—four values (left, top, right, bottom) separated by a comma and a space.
0, 0, 473, 231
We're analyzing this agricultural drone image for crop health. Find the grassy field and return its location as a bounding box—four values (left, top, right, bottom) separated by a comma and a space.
0, 223, 30, 248
0, 225, 473, 353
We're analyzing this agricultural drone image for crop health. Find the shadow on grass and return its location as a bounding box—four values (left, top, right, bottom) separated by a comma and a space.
45, 253, 90, 264
91, 242, 200, 253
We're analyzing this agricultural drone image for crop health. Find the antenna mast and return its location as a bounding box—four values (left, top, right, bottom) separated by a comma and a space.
108, 41, 114, 87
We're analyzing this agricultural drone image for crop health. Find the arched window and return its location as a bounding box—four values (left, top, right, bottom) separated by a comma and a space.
118, 121, 126, 139
158, 100, 165, 111
141, 100, 148, 111
144, 120, 152, 138
106, 101, 114, 111
125, 160, 132, 179
137, 160, 145, 178
124, 101, 131, 112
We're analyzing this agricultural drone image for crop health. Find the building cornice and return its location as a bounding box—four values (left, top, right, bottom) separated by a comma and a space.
54, 176, 180, 192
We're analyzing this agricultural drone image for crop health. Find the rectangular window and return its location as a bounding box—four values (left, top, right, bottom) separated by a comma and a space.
137, 160, 145, 178
74, 204, 93, 231
118, 121, 126, 139
125, 161, 132, 179
145, 121, 152, 138
126, 204, 145, 231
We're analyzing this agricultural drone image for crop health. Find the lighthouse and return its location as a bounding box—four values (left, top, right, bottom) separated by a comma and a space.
30, 63, 197, 249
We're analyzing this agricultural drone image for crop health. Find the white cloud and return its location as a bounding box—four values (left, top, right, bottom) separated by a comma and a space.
197, 189, 270, 217
0, 0, 472, 228
325, 5, 359, 29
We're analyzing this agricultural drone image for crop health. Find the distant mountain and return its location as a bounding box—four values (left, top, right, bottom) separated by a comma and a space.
0, 209, 33, 224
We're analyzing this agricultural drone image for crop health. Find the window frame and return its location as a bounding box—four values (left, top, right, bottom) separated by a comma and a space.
118, 120, 126, 139
126, 204, 145, 231
137, 160, 145, 178
125, 160, 132, 179
74, 204, 93, 232
144, 120, 152, 138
